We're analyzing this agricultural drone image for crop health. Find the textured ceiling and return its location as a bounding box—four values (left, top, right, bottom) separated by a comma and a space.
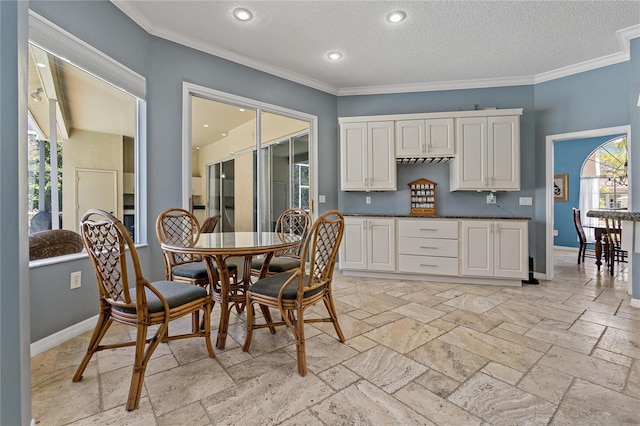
112, 1, 640, 95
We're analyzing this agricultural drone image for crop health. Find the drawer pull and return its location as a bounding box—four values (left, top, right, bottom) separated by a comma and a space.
419, 228, 437, 231
419, 264, 437, 267
420, 246, 438, 250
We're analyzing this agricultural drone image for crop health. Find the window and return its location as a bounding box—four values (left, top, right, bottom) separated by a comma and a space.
581, 136, 628, 210
28, 12, 146, 260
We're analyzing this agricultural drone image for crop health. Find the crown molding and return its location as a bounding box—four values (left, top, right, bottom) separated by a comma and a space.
533, 51, 630, 84
337, 76, 536, 96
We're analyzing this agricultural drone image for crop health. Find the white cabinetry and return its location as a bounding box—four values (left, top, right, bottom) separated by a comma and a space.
396, 118, 454, 158
397, 219, 459, 276
340, 121, 396, 191
460, 220, 528, 279
450, 115, 520, 191
340, 217, 395, 271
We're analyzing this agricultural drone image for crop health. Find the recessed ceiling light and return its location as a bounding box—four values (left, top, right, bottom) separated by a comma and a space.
233, 7, 253, 21
239, 108, 245, 112
387, 10, 406, 23
203, 124, 209, 128
327, 51, 343, 61
222, 133, 227, 137
195, 147, 200, 150
36, 62, 46, 68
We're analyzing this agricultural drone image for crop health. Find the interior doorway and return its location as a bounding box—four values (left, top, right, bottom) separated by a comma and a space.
545, 125, 631, 280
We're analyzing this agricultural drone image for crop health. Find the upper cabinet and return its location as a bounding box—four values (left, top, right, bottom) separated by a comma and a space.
450, 114, 521, 191
339, 109, 522, 192
340, 121, 396, 191
396, 118, 454, 158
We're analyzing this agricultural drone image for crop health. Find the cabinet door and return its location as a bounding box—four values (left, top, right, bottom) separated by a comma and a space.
340, 122, 368, 190
367, 218, 396, 271
425, 118, 454, 156
368, 121, 396, 190
493, 220, 528, 278
461, 220, 493, 276
452, 117, 487, 190
339, 217, 367, 270
488, 116, 520, 190
395, 120, 425, 157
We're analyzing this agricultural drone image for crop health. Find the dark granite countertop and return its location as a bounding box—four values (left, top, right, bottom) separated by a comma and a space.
586, 210, 640, 221
344, 214, 531, 220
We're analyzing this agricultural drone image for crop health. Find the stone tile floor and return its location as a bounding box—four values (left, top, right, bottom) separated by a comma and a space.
31, 250, 640, 425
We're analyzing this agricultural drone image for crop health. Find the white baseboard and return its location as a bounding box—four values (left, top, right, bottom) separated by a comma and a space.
31, 315, 97, 357
630, 298, 640, 309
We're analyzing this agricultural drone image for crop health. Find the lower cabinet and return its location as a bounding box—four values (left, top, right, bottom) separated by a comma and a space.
460, 220, 528, 279
340, 217, 395, 271
397, 219, 459, 276
340, 216, 529, 283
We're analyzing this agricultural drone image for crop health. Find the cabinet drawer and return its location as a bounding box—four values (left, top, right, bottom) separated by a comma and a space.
398, 237, 458, 257
398, 255, 459, 276
398, 219, 458, 239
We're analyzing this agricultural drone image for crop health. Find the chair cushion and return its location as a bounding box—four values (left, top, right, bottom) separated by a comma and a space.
251, 256, 300, 273
173, 261, 237, 279
114, 281, 208, 314
249, 271, 324, 300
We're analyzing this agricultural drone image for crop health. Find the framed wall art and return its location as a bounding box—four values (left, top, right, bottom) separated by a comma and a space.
554, 174, 568, 202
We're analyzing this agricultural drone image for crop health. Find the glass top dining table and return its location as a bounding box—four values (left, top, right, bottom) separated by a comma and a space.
160, 231, 302, 348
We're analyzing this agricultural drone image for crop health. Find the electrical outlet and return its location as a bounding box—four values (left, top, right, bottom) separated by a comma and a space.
553, 229, 559, 237
519, 197, 533, 206
318, 194, 326, 203
366, 196, 371, 204
486, 193, 496, 204
70, 271, 82, 289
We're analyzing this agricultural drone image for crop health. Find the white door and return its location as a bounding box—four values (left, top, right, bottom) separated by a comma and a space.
340, 217, 367, 270
76, 168, 117, 231
425, 118, 454, 156
340, 122, 368, 190
368, 121, 396, 190
367, 218, 396, 271
461, 220, 493, 277
494, 220, 528, 278
488, 116, 520, 190
396, 120, 424, 157
455, 117, 487, 190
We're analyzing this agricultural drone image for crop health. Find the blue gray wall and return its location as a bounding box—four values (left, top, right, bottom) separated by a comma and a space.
629, 37, 640, 299
553, 134, 625, 248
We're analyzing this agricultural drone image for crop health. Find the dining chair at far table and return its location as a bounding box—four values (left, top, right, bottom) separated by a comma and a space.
200, 213, 221, 233
72, 209, 215, 411
156, 208, 237, 290
604, 216, 628, 276
250, 208, 311, 277
572, 207, 598, 265
243, 210, 345, 376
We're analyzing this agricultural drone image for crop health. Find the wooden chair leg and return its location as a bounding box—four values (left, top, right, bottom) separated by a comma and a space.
72, 312, 112, 382
323, 294, 345, 342
202, 303, 216, 358
126, 323, 166, 411
294, 307, 306, 376
242, 298, 255, 352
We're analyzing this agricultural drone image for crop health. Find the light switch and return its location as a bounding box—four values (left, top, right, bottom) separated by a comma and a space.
319, 194, 326, 203
519, 197, 533, 206
365, 196, 371, 204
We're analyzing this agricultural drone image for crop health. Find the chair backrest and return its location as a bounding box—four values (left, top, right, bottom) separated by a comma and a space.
572, 208, 587, 244
156, 208, 202, 268
29, 229, 84, 260
604, 217, 622, 246
275, 208, 312, 256
297, 210, 344, 293
201, 214, 221, 233
80, 209, 145, 310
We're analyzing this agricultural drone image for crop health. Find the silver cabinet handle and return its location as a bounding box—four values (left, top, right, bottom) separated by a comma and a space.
419, 264, 437, 267
419, 228, 437, 231
420, 246, 438, 250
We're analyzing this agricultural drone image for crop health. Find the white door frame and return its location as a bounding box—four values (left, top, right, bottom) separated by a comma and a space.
181, 83, 318, 231
545, 125, 631, 280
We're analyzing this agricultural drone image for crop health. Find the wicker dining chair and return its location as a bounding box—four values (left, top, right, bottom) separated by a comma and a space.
572, 208, 598, 264
201, 214, 221, 233
604, 217, 627, 276
72, 209, 215, 411
156, 208, 236, 289
243, 210, 345, 375
250, 208, 311, 277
